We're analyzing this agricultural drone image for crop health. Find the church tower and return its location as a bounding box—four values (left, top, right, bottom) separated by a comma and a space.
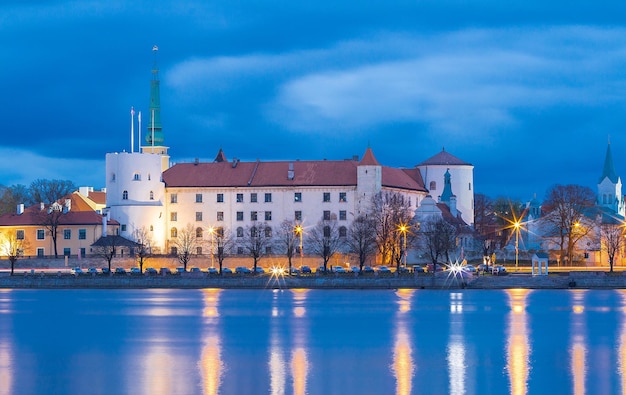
597, 141, 624, 216
356, 147, 382, 215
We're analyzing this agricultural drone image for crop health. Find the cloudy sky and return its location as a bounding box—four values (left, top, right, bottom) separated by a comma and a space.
2, 0, 626, 201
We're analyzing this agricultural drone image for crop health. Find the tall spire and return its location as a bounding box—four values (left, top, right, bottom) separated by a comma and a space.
440, 168, 454, 202
600, 141, 618, 183
145, 45, 164, 146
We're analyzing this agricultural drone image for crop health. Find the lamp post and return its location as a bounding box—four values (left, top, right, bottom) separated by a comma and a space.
399, 224, 408, 268
208, 227, 215, 268
295, 225, 303, 268
514, 221, 520, 271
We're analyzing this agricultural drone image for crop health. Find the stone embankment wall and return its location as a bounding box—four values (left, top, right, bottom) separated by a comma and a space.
1, 271, 626, 290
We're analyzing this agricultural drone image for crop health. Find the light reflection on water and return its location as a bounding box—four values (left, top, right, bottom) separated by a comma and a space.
5, 289, 626, 394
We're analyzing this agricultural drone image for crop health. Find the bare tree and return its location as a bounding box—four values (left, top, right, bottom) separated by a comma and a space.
346, 214, 377, 272
239, 223, 271, 272
31, 201, 67, 258
542, 184, 596, 265
0, 184, 32, 216
92, 235, 120, 273
274, 220, 298, 275
370, 191, 413, 265
211, 227, 234, 275
0, 230, 28, 275
172, 224, 198, 271
600, 221, 625, 273
133, 227, 153, 272
306, 220, 344, 272
28, 179, 76, 205
416, 216, 457, 270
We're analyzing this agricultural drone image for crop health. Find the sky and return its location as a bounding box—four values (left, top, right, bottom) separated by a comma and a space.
2, 1, 626, 201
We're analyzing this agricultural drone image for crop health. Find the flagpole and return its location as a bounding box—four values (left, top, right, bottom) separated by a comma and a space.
130, 107, 135, 153
138, 111, 142, 152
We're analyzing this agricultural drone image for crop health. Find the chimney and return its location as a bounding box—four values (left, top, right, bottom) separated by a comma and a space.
17, 204, 24, 215
40, 202, 45, 211
450, 195, 458, 218
65, 199, 71, 212
287, 162, 294, 180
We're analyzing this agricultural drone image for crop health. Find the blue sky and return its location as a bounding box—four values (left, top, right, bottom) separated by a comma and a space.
2, 1, 626, 201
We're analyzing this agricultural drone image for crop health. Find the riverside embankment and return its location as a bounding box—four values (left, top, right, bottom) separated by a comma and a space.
1, 271, 625, 289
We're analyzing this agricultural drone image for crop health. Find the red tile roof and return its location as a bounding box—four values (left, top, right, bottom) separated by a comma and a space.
87, 191, 106, 205
0, 200, 117, 227
359, 147, 380, 166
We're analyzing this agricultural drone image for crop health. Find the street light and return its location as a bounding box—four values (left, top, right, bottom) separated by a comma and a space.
514, 221, 520, 270
398, 224, 408, 268
295, 225, 303, 268
208, 227, 215, 268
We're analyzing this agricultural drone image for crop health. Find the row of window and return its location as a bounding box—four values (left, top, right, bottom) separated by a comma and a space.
16, 229, 87, 241
428, 181, 472, 191
170, 210, 348, 222
170, 192, 349, 204
111, 173, 152, 182
170, 225, 348, 240
122, 190, 155, 200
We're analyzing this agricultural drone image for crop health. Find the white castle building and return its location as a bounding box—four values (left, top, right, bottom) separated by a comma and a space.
105, 54, 475, 256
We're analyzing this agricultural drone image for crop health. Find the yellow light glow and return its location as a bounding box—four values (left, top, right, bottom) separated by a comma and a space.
291, 347, 308, 395
507, 289, 531, 395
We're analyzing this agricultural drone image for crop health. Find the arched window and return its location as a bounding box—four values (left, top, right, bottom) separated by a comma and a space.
429, 181, 436, 191
265, 226, 272, 238
339, 226, 347, 238
122, 190, 128, 200
170, 227, 178, 238
237, 227, 244, 238
149, 225, 153, 232
149, 191, 154, 200
133, 173, 140, 181
323, 226, 331, 238
196, 227, 203, 238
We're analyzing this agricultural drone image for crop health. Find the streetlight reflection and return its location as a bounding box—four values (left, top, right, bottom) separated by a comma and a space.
447, 292, 466, 395
570, 291, 587, 395
200, 289, 223, 395
393, 289, 415, 395
291, 289, 309, 395
506, 289, 531, 395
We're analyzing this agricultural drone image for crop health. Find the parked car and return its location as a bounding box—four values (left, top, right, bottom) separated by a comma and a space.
235, 266, 252, 274
463, 265, 477, 274
159, 267, 172, 275
426, 264, 444, 273
114, 267, 127, 275
316, 266, 327, 273
333, 266, 346, 273
397, 266, 410, 273
87, 267, 98, 275
300, 265, 312, 274
207, 267, 219, 274
190, 267, 201, 273
254, 266, 265, 274
145, 267, 158, 275
71, 267, 84, 276
476, 264, 488, 273
377, 266, 391, 273
222, 267, 233, 274
351, 266, 360, 273
130, 267, 141, 275
363, 266, 375, 274
289, 267, 300, 275
101, 267, 111, 275
412, 265, 425, 273
176, 267, 186, 274
492, 265, 507, 275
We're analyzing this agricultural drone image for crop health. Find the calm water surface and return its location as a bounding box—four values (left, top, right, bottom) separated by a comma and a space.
0, 288, 625, 394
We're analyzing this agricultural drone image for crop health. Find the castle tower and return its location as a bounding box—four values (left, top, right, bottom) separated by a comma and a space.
417, 148, 474, 226
597, 141, 624, 216
356, 147, 382, 215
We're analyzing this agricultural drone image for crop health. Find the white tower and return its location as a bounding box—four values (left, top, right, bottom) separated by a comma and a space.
356, 147, 382, 215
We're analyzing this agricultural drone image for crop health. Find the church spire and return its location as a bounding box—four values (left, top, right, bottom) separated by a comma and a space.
440, 168, 454, 202
600, 141, 618, 183
145, 45, 164, 146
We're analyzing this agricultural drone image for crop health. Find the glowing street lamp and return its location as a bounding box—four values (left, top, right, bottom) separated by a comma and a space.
294, 225, 303, 268
398, 223, 409, 268
514, 221, 520, 270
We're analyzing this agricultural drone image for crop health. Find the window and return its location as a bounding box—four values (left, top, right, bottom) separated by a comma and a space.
122, 190, 128, 200
196, 212, 203, 221
323, 226, 331, 238
37, 229, 45, 240
63, 248, 71, 257
171, 212, 177, 222
237, 247, 244, 255
150, 191, 154, 200
265, 193, 272, 203
37, 248, 44, 257
217, 212, 224, 221
121, 224, 126, 232
171, 193, 178, 203
171, 227, 178, 238
339, 210, 347, 221
294, 192, 302, 202
16, 230, 24, 240
323, 192, 331, 202
251, 193, 258, 203
295, 211, 302, 221
79, 229, 86, 240
265, 246, 272, 255
237, 193, 244, 203
251, 211, 258, 221
216, 227, 224, 238
429, 181, 436, 191
196, 227, 203, 238
149, 225, 153, 231
469, 182, 472, 191
265, 211, 272, 221
63, 229, 71, 240
265, 227, 272, 238
323, 211, 331, 221
339, 226, 347, 238
133, 173, 140, 181
251, 226, 258, 238
171, 246, 178, 255
80, 248, 86, 257
196, 247, 203, 255
339, 192, 347, 202
237, 227, 244, 237
236, 211, 244, 221
217, 193, 224, 203
111, 173, 116, 182
196, 193, 203, 203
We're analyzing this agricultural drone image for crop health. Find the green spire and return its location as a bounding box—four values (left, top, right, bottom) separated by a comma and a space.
145, 45, 164, 146
600, 142, 618, 183
440, 168, 453, 202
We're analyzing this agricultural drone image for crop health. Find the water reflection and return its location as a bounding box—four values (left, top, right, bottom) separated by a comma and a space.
270, 290, 287, 395
506, 289, 531, 395
290, 289, 309, 395
200, 289, 223, 395
618, 291, 626, 395
448, 292, 466, 395
0, 290, 12, 395
393, 289, 415, 395
570, 291, 587, 395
